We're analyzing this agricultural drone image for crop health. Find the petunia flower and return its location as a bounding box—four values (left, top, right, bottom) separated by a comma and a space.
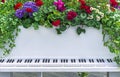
52, 20, 61, 27
54, 0, 66, 12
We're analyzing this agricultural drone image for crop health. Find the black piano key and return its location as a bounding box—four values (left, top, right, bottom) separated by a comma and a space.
99, 59, 102, 63
42, 59, 50, 63
0, 59, 4, 63
71, 59, 76, 63
89, 59, 94, 63
6, 59, 15, 63
53, 59, 58, 63
109, 59, 113, 62
96, 59, 105, 63
24, 59, 32, 63
83, 59, 86, 63
107, 59, 113, 63
61, 59, 68, 63
35, 59, 40, 63
79, 59, 86, 63
17, 59, 22, 63
96, 59, 99, 63
102, 59, 105, 63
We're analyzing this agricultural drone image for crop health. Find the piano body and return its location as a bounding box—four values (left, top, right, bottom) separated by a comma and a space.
0, 26, 120, 72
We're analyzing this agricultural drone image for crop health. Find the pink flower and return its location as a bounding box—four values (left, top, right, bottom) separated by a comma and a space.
67, 11, 77, 20
54, 0, 66, 12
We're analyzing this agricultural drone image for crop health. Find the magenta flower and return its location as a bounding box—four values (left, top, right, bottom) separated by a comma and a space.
54, 0, 65, 12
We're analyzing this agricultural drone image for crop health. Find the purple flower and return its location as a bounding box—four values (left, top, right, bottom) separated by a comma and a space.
54, 0, 66, 12
15, 9, 24, 19
23, 1, 38, 12
15, 1, 39, 18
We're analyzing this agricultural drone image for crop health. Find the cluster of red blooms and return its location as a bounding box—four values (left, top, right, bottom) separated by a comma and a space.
14, 0, 43, 11
14, 2, 23, 10
79, 0, 92, 14
1, 0, 5, 3
52, 11, 77, 27
52, 20, 61, 27
35, 0, 43, 7
67, 11, 77, 21
110, 0, 118, 7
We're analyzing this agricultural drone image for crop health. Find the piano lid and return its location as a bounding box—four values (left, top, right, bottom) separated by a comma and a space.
1, 26, 114, 59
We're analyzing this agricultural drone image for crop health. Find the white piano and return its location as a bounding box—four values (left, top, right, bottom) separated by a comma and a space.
0, 26, 120, 76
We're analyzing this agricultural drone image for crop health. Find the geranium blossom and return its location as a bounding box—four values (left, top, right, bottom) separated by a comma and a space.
67, 11, 77, 20
35, 0, 43, 7
14, 2, 23, 10
110, 0, 118, 7
79, 0, 92, 14
1, 0, 5, 3
52, 20, 61, 27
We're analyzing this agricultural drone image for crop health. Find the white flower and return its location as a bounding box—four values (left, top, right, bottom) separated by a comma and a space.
96, 15, 101, 21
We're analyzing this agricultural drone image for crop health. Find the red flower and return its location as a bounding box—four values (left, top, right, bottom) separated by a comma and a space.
79, 0, 86, 5
110, 0, 118, 7
26, 8, 33, 13
14, 2, 23, 10
35, 0, 43, 7
1, 0, 5, 3
52, 20, 61, 27
67, 11, 77, 20
79, 0, 92, 14
84, 5, 91, 14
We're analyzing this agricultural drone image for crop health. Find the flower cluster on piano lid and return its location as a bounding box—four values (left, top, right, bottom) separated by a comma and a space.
0, 0, 120, 65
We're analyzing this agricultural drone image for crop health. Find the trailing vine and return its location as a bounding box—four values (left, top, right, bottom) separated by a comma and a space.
0, 0, 120, 65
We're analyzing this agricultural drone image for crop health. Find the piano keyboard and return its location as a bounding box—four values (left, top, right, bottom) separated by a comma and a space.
0, 58, 119, 72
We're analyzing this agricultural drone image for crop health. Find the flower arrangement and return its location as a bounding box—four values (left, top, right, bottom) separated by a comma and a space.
0, 0, 120, 65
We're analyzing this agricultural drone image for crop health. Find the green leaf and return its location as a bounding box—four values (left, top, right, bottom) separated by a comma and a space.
59, 25, 67, 31
56, 28, 62, 34
80, 13, 87, 19
76, 27, 86, 35
32, 23, 39, 30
